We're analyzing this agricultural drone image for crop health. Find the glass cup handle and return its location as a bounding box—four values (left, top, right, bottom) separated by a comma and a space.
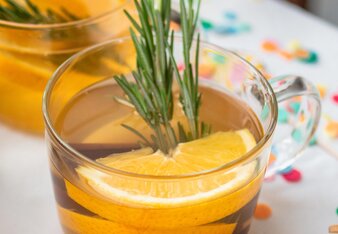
265, 75, 321, 177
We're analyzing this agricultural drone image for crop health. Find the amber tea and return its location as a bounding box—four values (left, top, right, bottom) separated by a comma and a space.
49, 78, 265, 234
0, 0, 133, 133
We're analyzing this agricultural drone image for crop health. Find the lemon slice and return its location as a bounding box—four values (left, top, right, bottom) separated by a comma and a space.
66, 129, 263, 229
58, 206, 236, 234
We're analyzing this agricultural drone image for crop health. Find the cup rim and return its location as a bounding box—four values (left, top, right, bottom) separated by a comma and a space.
0, 0, 131, 30
43, 37, 278, 180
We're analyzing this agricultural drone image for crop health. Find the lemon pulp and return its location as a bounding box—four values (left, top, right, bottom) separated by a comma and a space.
64, 129, 263, 231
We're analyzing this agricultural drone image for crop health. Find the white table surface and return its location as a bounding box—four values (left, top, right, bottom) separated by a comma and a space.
1, 0, 338, 233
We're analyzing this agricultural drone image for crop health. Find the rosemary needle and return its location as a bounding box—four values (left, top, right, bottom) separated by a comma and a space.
0, 0, 80, 24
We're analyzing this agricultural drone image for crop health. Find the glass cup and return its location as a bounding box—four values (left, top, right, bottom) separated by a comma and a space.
43, 38, 321, 234
0, 0, 134, 134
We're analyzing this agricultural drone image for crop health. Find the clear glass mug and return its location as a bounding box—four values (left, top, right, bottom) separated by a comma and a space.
0, 0, 134, 134
43, 38, 321, 234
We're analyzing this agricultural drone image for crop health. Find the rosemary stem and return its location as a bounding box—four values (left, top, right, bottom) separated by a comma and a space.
164, 122, 178, 150
154, 126, 168, 154
115, 0, 208, 154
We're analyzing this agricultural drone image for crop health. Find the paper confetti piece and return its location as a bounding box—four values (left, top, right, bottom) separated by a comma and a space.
336, 207, 338, 216
325, 120, 338, 138
287, 39, 301, 51
332, 93, 338, 104
298, 51, 318, 64
281, 168, 302, 182
201, 11, 251, 36
261, 104, 270, 120
200, 19, 214, 30
224, 11, 238, 21
278, 107, 289, 123
291, 129, 303, 143
170, 21, 181, 31
278, 165, 293, 174
288, 102, 301, 114
299, 112, 306, 123
278, 50, 294, 60
309, 136, 317, 146
177, 63, 185, 72
262, 40, 279, 52
254, 203, 272, 220
199, 63, 216, 78
214, 25, 238, 35
212, 54, 226, 64
268, 153, 277, 166
294, 49, 310, 59
329, 225, 338, 234
316, 84, 327, 99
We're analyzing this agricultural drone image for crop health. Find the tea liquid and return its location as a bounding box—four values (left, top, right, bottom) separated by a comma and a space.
0, 0, 131, 132
50, 79, 265, 234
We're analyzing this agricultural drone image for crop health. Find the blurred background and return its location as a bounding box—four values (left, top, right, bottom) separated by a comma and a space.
287, 0, 338, 26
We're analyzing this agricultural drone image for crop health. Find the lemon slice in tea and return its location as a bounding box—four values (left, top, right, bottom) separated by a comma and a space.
58, 205, 237, 234
66, 129, 263, 229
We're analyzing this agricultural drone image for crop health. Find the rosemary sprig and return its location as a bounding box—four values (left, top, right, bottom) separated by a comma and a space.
0, 0, 79, 24
115, 0, 211, 154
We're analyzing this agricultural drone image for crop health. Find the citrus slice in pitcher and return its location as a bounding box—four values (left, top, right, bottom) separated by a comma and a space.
66, 129, 263, 229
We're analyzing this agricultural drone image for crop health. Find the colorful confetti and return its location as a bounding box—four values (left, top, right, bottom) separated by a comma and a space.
316, 84, 327, 99
299, 112, 306, 123
287, 39, 301, 51
200, 19, 214, 30
281, 168, 302, 183
177, 63, 185, 72
329, 225, 338, 233
199, 63, 216, 78
298, 51, 318, 64
288, 102, 301, 114
262, 40, 279, 52
291, 129, 303, 143
332, 93, 338, 104
170, 21, 181, 32
261, 104, 270, 120
214, 25, 238, 35
325, 119, 338, 138
200, 11, 251, 36
309, 136, 317, 146
294, 49, 309, 59
268, 153, 277, 166
278, 107, 289, 123
261, 39, 319, 64
278, 165, 293, 174
278, 50, 294, 60
223, 11, 238, 21
212, 54, 226, 64
254, 203, 272, 220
